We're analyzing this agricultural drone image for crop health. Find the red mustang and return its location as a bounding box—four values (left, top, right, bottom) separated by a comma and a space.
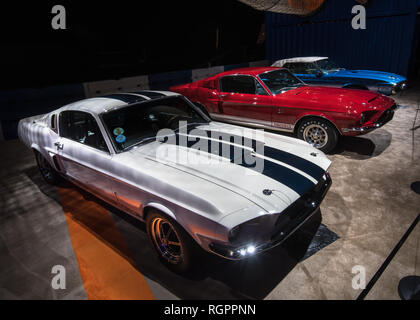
170, 67, 396, 153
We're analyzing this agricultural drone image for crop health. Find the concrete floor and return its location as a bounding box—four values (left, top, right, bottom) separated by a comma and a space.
0, 85, 419, 300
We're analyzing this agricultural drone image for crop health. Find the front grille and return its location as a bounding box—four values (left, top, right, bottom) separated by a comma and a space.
377, 104, 396, 124
271, 175, 331, 242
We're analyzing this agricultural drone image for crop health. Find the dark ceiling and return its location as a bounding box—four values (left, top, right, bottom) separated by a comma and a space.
0, 0, 265, 90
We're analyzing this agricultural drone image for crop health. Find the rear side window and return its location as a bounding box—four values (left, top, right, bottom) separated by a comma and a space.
50, 114, 57, 133
219, 76, 268, 95
59, 111, 108, 152
220, 76, 256, 94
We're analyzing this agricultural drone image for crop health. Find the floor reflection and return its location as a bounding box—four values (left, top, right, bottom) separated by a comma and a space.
333, 129, 392, 159
26, 166, 339, 300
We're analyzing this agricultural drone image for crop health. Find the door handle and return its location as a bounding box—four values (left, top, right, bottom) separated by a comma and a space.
54, 142, 64, 150
277, 108, 283, 114
219, 94, 227, 98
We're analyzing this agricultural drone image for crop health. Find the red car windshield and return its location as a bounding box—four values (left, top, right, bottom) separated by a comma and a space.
258, 69, 305, 95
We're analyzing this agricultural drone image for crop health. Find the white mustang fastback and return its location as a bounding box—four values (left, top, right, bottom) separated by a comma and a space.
18, 91, 332, 272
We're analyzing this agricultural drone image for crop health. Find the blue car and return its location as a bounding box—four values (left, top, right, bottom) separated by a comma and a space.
272, 57, 407, 95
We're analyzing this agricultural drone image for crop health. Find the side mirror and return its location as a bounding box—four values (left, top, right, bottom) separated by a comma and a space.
316, 71, 323, 78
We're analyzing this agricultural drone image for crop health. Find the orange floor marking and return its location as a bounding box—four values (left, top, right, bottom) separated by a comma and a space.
58, 186, 154, 300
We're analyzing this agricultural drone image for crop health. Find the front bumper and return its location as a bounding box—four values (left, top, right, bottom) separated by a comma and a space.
209, 173, 332, 260
394, 80, 408, 93
342, 104, 396, 134
375, 81, 408, 95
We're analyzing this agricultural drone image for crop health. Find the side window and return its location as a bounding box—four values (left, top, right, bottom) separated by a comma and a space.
59, 111, 108, 152
219, 76, 256, 94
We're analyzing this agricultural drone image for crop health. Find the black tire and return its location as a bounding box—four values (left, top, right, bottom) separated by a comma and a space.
297, 117, 339, 153
34, 151, 61, 185
146, 211, 196, 273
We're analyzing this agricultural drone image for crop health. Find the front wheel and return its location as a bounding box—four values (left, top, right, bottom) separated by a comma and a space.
35, 151, 61, 185
297, 118, 339, 153
146, 211, 196, 273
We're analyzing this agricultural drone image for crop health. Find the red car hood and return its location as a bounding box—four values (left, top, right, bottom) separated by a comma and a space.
287, 86, 394, 112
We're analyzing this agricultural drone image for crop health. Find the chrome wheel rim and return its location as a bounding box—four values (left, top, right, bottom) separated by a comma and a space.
151, 218, 183, 264
37, 154, 53, 181
303, 124, 328, 149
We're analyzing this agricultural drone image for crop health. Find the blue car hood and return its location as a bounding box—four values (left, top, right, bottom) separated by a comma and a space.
328, 69, 406, 84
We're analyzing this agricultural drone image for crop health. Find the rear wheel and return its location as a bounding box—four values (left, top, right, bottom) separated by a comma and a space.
297, 118, 339, 153
146, 211, 195, 273
35, 151, 61, 185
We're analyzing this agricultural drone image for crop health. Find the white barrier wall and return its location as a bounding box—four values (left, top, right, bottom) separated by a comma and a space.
250, 60, 270, 67
191, 66, 225, 83
83, 75, 150, 98
83, 60, 268, 98
1, 60, 269, 140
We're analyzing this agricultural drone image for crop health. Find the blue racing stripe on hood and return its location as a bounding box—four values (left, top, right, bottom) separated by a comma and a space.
161, 132, 316, 196
184, 128, 325, 181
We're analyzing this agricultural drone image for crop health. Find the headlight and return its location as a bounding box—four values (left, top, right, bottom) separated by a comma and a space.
227, 214, 274, 245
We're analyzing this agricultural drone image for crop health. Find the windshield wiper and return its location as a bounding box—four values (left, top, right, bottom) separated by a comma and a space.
124, 122, 208, 151
174, 121, 208, 133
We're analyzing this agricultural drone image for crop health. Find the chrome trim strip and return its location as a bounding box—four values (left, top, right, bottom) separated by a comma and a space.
209, 113, 294, 133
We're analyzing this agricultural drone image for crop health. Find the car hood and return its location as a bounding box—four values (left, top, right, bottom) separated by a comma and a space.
116, 122, 331, 221
288, 86, 395, 112
327, 69, 406, 84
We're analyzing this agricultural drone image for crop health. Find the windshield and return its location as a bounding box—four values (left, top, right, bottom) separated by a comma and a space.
102, 96, 208, 152
315, 59, 342, 72
258, 69, 305, 94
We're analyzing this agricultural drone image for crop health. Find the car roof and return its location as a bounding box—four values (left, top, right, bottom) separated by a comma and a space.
211, 66, 284, 78
272, 57, 328, 67
55, 91, 181, 115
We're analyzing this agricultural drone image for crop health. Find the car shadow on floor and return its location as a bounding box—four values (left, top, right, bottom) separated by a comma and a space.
267, 129, 392, 160
331, 129, 392, 159
111, 202, 325, 300
25, 166, 336, 300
